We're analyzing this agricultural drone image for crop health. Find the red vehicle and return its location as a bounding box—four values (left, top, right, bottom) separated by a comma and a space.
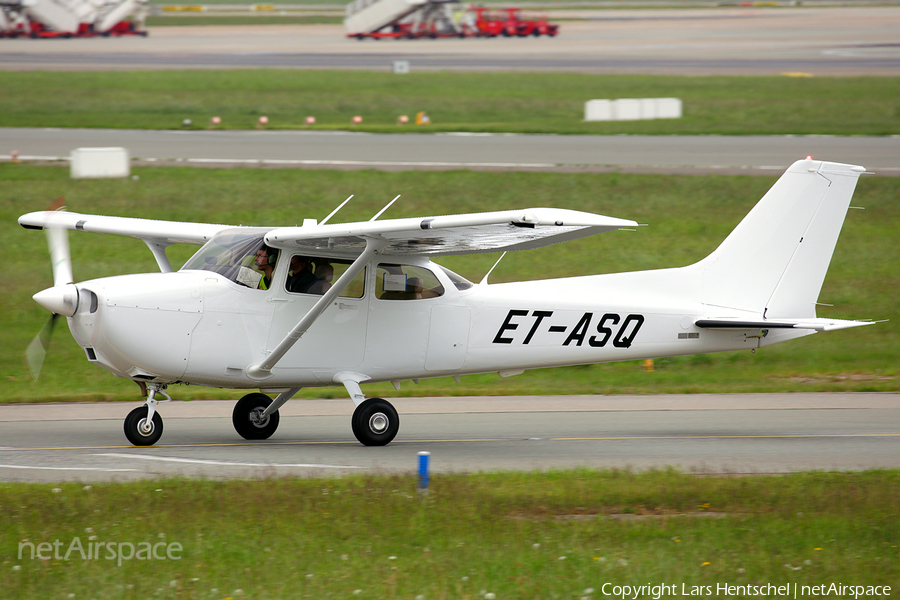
471, 6, 558, 38
346, 3, 558, 40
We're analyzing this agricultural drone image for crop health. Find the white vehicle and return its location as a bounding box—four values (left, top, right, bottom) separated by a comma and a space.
19, 159, 875, 447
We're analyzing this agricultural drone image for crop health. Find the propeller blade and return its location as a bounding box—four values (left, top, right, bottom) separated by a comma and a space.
45, 206, 73, 288
25, 313, 59, 381
26, 198, 74, 380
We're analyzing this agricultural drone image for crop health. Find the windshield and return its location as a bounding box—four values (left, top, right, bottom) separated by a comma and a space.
181, 229, 271, 287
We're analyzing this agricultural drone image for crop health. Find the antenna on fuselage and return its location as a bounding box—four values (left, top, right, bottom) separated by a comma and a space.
319, 194, 353, 226
479, 251, 507, 285
370, 195, 400, 221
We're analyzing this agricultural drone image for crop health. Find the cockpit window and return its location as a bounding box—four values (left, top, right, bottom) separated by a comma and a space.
376, 264, 444, 300
180, 230, 271, 288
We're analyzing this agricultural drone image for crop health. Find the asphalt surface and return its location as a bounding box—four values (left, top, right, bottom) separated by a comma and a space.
1, 7, 899, 74
4, 128, 899, 175
0, 393, 898, 482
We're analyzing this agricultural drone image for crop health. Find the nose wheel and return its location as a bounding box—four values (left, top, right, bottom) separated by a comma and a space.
124, 384, 169, 446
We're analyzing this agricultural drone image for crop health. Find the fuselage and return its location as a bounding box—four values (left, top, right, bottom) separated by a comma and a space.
66, 254, 809, 390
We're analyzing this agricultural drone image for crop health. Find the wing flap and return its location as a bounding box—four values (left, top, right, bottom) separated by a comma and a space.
265, 208, 636, 257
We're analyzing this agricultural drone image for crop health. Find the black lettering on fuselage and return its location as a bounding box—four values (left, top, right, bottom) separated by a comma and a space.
589, 313, 620, 347
563, 312, 592, 346
613, 314, 644, 348
524, 311, 553, 344
493, 310, 644, 348
492, 309, 529, 344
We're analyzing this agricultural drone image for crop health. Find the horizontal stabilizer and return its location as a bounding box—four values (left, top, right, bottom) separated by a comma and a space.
696, 318, 875, 332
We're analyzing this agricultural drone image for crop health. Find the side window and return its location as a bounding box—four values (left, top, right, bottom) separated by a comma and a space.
376, 264, 445, 300
285, 255, 365, 298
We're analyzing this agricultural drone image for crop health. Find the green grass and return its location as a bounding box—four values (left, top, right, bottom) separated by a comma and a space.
1, 71, 898, 134
2, 469, 898, 599
2, 164, 896, 402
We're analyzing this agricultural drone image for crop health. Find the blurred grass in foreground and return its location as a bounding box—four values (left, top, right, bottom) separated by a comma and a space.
1, 164, 895, 402
0, 71, 897, 135
2, 469, 898, 598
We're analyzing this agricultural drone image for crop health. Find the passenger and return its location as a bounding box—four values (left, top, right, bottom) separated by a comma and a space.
286, 255, 317, 294
308, 264, 334, 295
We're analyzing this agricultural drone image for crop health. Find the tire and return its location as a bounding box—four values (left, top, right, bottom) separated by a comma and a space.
124, 406, 163, 446
351, 398, 399, 446
233, 393, 280, 440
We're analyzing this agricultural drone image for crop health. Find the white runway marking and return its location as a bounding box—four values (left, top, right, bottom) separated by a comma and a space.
0, 464, 138, 472
96, 453, 364, 470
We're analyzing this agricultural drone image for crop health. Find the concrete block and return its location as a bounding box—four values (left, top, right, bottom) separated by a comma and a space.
585, 97, 683, 121
584, 99, 613, 121
612, 98, 642, 121
71, 147, 130, 179
639, 98, 658, 120
656, 97, 683, 119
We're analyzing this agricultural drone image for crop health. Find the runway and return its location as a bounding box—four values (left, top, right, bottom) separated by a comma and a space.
0, 393, 898, 482
4, 128, 899, 175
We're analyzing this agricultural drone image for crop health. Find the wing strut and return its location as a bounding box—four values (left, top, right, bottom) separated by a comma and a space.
246, 239, 385, 380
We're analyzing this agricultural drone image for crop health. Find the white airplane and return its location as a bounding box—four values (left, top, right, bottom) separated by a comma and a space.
19, 158, 876, 447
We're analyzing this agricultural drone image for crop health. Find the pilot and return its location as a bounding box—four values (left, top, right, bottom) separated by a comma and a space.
254, 246, 278, 290
286, 255, 317, 294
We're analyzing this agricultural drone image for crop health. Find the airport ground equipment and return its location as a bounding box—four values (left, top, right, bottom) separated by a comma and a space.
0, 0, 148, 38
344, 0, 557, 40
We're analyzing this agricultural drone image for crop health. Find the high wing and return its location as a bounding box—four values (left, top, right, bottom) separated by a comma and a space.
18, 210, 230, 245
19, 210, 233, 272
265, 207, 638, 257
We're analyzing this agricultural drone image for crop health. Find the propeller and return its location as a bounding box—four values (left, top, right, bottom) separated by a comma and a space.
26, 198, 75, 381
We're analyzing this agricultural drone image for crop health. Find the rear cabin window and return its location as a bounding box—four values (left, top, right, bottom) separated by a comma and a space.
376, 264, 444, 300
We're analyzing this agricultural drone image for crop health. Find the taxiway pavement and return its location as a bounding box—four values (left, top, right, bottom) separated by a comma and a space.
3, 128, 899, 175
1, 393, 898, 482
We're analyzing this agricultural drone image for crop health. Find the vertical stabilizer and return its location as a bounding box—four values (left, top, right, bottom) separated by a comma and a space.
696, 159, 865, 319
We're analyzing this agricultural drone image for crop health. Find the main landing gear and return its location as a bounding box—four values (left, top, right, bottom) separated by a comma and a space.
352, 397, 399, 446
232, 392, 280, 440
229, 392, 400, 446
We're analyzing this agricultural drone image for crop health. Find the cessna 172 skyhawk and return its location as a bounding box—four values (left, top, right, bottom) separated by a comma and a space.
19, 158, 875, 447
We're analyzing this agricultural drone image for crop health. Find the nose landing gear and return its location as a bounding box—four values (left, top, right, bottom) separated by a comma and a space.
123, 383, 170, 446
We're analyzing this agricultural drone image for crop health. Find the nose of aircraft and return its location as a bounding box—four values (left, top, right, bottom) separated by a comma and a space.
33, 283, 79, 317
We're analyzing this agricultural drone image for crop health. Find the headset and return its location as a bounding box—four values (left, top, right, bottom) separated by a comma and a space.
264, 247, 278, 267
257, 246, 277, 268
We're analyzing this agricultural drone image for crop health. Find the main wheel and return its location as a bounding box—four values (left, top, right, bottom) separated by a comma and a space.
233, 393, 280, 440
351, 398, 399, 446
124, 406, 163, 446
